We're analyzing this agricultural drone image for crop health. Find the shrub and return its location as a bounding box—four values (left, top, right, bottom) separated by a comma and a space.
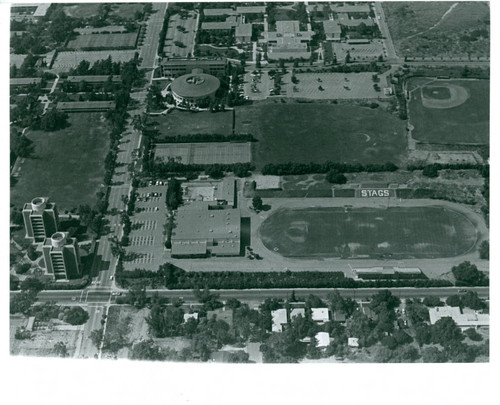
65, 306, 90, 325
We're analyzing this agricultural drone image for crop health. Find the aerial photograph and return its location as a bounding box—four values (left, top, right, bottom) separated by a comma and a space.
9, 1, 490, 365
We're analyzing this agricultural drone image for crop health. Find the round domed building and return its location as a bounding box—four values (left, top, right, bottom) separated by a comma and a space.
170, 72, 220, 108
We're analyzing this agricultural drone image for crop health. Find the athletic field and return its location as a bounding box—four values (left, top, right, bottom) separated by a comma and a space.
408, 78, 489, 145
259, 206, 478, 259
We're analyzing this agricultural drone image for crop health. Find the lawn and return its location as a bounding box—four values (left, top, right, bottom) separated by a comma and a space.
67, 33, 138, 50
10, 113, 110, 212
259, 206, 478, 259
408, 79, 489, 145
153, 102, 407, 168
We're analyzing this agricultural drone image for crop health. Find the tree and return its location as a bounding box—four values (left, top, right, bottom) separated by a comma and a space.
193, 287, 223, 311
452, 261, 488, 286
479, 240, 489, 260
422, 164, 439, 178
206, 165, 224, 179
326, 170, 347, 184
90, 328, 104, 349
423, 296, 444, 307
422, 346, 447, 363
228, 351, 250, 363
53, 342, 68, 358
460, 291, 486, 310
130, 339, 166, 361
252, 196, 263, 211
431, 317, 464, 347
146, 305, 184, 338
39, 108, 69, 131
125, 284, 148, 309
10, 291, 37, 314
20, 277, 45, 293
65, 306, 90, 325
445, 294, 463, 307
15, 263, 31, 275
414, 323, 432, 347
370, 290, 400, 312
11, 133, 34, 158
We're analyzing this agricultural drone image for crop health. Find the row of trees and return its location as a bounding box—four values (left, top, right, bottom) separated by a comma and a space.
115, 263, 454, 290
262, 161, 398, 176
157, 133, 255, 144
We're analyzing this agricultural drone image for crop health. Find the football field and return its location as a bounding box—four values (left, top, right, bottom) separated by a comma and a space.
259, 206, 478, 259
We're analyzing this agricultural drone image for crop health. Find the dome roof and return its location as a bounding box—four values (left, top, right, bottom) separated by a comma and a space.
171, 73, 220, 98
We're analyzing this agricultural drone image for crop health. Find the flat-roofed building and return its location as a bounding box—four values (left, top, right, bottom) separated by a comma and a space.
311, 308, 330, 323
315, 332, 331, 348
429, 306, 489, 330
203, 8, 237, 17
10, 77, 42, 90
65, 75, 122, 84
323, 20, 342, 41
56, 101, 116, 112
271, 309, 288, 332
22, 197, 59, 243
42, 232, 81, 280
332, 4, 371, 14
201, 20, 238, 31
236, 6, 266, 14
160, 58, 227, 78
236, 23, 253, 43
265, 20, 314, 60
171, 207, 241, 258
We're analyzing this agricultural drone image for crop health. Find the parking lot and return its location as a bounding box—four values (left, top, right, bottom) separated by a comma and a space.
164, 11, 198, 57
122, 182, 168, 272
243, 70, 273, 101
283, 72, 391, 100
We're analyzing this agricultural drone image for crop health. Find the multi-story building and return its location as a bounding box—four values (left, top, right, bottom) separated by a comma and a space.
160, 58, 228, 78
22, 197, 59, 243
42, 232, 82, 280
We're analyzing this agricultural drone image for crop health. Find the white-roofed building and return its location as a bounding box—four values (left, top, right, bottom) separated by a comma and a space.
183, 313, 199, 323
348, 337, 359, 347
311, 308, 330, 324
428, 306, 489, 331
315, 332, 331, 348
271, 308, 288, 332
290, 308, 305, 319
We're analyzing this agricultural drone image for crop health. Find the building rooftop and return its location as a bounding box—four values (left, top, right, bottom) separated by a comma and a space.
66, 75, 121, 83
171, 73, 220, 98
323, 20, 342, 34
290, 308, 305, 319
203, 8, 236, 17
271, 309, 288, 332
315, 332, 330, 348
348, 337, 359, 347
332, 4, 371, 14
201, 21, 238, 30
236, 6, 266, 14
429, 306, 490, 328
183, 313, 199, 323
338, 18, 375, 27
10, 77, 42, 86
311, 308, 330, 323
236, 23, 253, 37
353, 266, 422, 275
56, 101, 116, 110
74, 25, 126, 35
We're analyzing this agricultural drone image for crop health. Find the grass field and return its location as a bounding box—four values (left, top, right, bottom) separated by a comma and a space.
67, 33, 138, 50
10, 113, 110, 212
408, 79, 489, 144
383, 2, 489, 58
259, 206, 478, 259
153, 102, 407, 168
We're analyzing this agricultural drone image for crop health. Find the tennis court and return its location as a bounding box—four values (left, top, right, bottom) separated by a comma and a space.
154, 142, 252, 165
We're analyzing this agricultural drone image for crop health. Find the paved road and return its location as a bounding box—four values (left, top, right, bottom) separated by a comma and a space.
374, 2, 398, 61
25, 286, 489, 305
140, 2, 168, 71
